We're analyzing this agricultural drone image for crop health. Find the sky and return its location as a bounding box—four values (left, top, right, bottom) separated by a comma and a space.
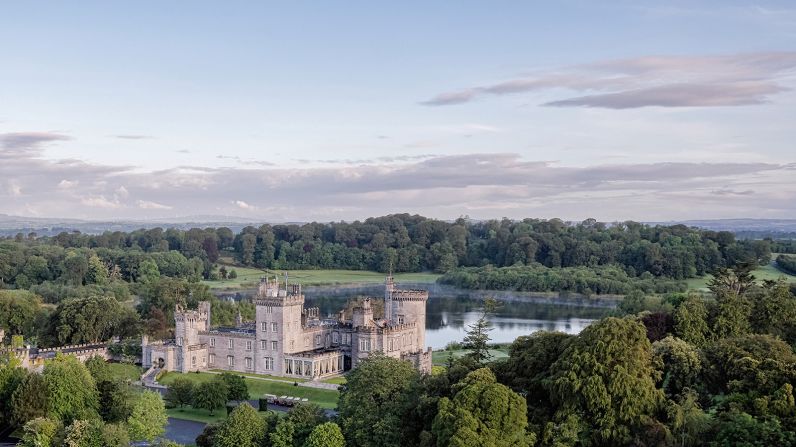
1, 1, 795, 222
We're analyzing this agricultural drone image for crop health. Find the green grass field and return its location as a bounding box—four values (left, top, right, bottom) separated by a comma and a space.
432, 347, 510, 366
107, 362, 143, 382
686, 256, 796, 291
158, 371, 340, 409
203, 265, 440, 290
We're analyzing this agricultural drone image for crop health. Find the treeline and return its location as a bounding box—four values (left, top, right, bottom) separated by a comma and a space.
438, 264, 687, 295
777, 254, 796, 275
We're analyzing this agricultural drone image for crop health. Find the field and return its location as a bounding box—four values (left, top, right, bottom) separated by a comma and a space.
685, 256, 796, 291
203, 265, 440, 290
107, 362, 143, 382
166, 405, 228, 424
158, 371, 340, 409
432, 347, 510, 366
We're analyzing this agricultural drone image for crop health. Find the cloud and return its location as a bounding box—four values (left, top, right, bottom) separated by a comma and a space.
0, 145, 793, 221
422, 52, 796, 109
114, 135, 153, 140
234, 200, 256, 210
137, 200, 173, 210
0, 132, 71, 152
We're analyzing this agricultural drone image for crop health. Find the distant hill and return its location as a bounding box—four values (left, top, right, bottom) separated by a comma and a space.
650, 219, 796, 239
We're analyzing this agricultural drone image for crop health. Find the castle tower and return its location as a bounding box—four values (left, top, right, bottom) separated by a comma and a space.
384, 274, 395, 322
352, 298, 374, 329
255, 276, 305, 375
174, 301, 210, 372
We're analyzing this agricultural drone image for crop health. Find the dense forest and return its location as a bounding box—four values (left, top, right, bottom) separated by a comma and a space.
0, 215, 772, 285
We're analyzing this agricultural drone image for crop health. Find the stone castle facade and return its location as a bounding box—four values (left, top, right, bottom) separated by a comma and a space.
142, 275, 432, 379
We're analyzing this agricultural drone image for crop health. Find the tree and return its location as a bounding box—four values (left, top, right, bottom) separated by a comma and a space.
751, 279, 796, 340
338, 354, 419, 447
673, 295, 709, 347
84, 355, 112, 384
12, 372, 49, 425
652, 336, 701, 397
219, 372, 249, 402
165, 377, 195, 409
138, 259, 161, 285
493, 331, 573, 424
461, 298, 497, 366
127, 390, 168, 442
213, 403, 267, 447
711, 412, 795, 447
63, 419, 104, 447
18, 417, 60, 447
667, 390, 712, 447
432, 368, 533, 447
270, 419, 296, 447
285, 403, 328, 446
548, 317, 663, 445
193, 379, 228, 416
42, 354, 100, 424
0, 364, 27, 425
304, 422, 346, 447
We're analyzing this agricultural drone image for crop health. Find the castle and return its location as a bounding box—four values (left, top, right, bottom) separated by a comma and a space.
142, 275, 432, 379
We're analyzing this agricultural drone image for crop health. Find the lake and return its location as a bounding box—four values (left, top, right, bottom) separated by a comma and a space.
301, 283, 617, 349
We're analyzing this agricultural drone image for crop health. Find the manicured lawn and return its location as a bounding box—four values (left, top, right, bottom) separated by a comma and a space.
685, 256, 796, 291
159, 371, 340, 409
209, 369, 307, 383
431, 348, 510, 366
167, 405, 227, 424
321, 376, 347, 385
203, 265, 440, 290
108, 362, 143, 382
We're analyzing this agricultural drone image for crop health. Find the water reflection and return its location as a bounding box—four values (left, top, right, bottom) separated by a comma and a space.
303, 287, 614, 349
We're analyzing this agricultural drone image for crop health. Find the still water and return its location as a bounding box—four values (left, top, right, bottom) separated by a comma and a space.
302, 284, 616, 349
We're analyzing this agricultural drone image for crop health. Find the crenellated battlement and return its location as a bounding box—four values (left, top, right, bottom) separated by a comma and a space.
255, 294, 304, 307
389, 289, 429, 301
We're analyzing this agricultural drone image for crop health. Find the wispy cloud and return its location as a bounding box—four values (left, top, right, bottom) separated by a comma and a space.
113, 135, 154, 140
1, 142, 793, 221
0, 131, 72, 152
422, 52, 796, 109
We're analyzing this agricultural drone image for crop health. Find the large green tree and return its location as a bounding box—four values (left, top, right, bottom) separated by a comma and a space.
304, 422, 346, 447
219, 372, 249, 402
42, 354, 100, 423
127, 390, 168, 442
548, 317, 663, 445
673, 295, 709, 347
213, 403, 266, 447
193, 378, 228, 416
338, 354, 419, 447
164, 376, 195, 409
432, 368, 533, 447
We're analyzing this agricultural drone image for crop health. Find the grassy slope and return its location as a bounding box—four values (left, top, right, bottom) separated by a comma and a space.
158, 371, 340, 409
107, 362, 143, 382
203, 265, 440, 290
686, 255, 796, 291
431, 348, 510, 366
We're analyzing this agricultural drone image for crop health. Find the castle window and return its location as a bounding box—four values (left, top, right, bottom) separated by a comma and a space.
315, 335, 320, 345
359, 339, 370, 352
290, 340, 294, 350
389, 339, 394, 351
245, 357, 253, 369
228, 339, 234, 349
284, 359, 292, 374
261, 322, 267, 331
192, 356, 196, 367
304, 336, 309, 348
271, 322, 278, 332
261, 340, 268, 349
398, 315, 405, 324
227, 355, 234, 367
264, 357, 273, 371
210, 338, 215, 347
295, 360, 303, 375
271, 341, 278, 350
333, 332, 339, 343
177, 337, 183, 346
246, 340, 252, 351
209, 354, 215, 365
